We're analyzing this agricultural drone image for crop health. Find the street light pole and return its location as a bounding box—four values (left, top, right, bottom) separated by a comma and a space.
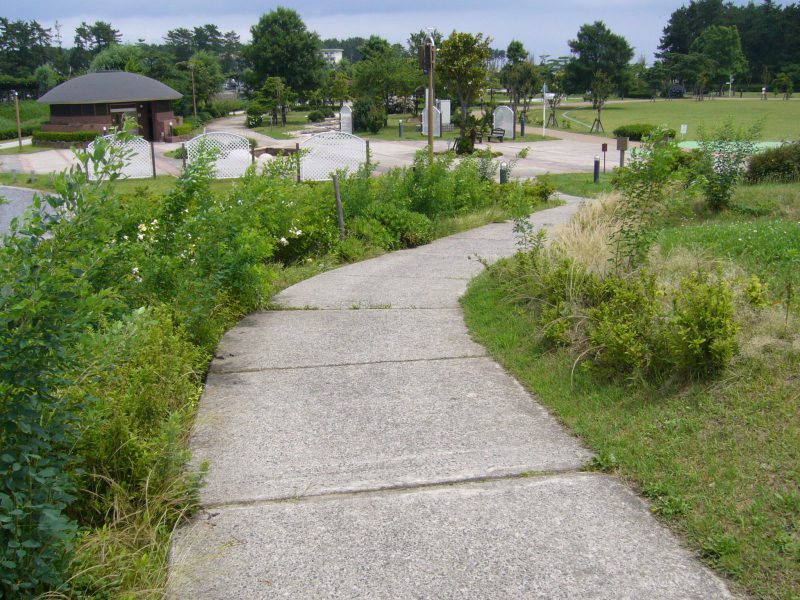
426, 31, 436, 157
190, 64, 197, 119
14, 91, 22, 152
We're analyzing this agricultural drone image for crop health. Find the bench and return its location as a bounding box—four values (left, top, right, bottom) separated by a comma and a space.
487, 128, 505, 142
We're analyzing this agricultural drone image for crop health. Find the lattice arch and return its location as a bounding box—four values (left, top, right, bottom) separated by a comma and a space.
300, 131, 367, 181
87, 135, 153, 180
186, 132, 252, 179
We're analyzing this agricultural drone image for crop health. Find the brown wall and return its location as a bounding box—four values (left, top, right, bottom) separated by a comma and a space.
152, 105, 178, 141
42, 114, 112, 133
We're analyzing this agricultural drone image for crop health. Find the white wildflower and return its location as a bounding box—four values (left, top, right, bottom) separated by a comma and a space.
279, 237, 289, 246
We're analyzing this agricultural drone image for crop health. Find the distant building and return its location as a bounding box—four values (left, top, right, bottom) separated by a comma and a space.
321, 49, 344, 65
38, 71, 182, 141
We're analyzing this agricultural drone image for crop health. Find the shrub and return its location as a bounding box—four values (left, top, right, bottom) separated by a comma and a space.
245, 104, 265, 128
32, 130, 100, 143
746, 142, 800, 183
698, 120, 760, 212
307, 110, 325, 123
352, 98, 385, 134
207, 99, 246, 118
0, 125, 38, 140
172, 123, 194, 136
612, 124, 676, 141
366, 202, 433, 247
667, 271, 738, 377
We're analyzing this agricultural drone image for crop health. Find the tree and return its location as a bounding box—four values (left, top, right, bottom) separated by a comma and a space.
438, 31, 492, 138
33, 64, 58, 95
71, 21, 121, 72
246, 8, 324, 93
658, 0, 725, 57
546, 70, 567, 126
322, 37, 366, 63
254, 76, 296, 125
0, 18, 52, 78
407, 29, 443, 59
590, 71, 612, 132
773, 72, 793, 99
164, 27, 195, 62
689, 25, 747, 93
502, 60, 540, 119
506, 40, 527, 65
323, 70, 351, 108
353, 43, 418, 115
89, 44, 144, 73
565, 21, 633, 94
186, 51, 224, 109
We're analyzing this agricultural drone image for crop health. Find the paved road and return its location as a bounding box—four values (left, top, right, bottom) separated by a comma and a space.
169, 197, 731, 599
0, 185, 37, 236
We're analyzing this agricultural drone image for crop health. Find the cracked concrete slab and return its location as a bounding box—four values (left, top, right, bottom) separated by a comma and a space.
191, 357, 591, 505
210, 308, 486, 372
170, 474, 731, 599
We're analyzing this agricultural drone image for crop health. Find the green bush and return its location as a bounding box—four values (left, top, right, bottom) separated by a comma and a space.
307, 110, 325, 123
172, 123, 194, 136
245, 104, 265, 128
366, 202, 433, 247
746, 142, 800, 183
612, 123, 677, 141
352, 98, 385, 134
0, 125, 38, 140
32, 130, 100, 143
207, 98, 246, 118
667, 271, 738, 378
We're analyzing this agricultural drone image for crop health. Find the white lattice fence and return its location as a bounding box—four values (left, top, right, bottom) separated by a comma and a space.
299, 131, 367, 181
87, 135, 153, 180
186, 132, 252, 179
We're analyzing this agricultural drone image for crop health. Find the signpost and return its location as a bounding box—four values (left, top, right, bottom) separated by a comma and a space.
542, 83, 548, 138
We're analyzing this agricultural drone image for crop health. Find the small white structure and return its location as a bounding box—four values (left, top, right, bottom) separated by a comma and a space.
493, 105, 515, 140
422, 106, 442, 137
87, 134, 153, 180
321, 49, 344, 65
340, 105, 353, 135
299, 131, 367, 181
437, 99, 451, 126
186, 132, 252, 179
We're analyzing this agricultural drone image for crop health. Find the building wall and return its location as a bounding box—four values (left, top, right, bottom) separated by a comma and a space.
41, 102, 177, 141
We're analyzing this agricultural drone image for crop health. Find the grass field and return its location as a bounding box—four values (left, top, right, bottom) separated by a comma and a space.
0, 100, 49, 133
558, 98, 800, 141
252, 111, 320, 140
0, 144, 50, 155
462, 180, 800, 599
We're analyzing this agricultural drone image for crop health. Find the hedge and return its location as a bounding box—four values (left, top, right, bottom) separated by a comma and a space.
746, 142, 800, 183
0, 126, 38, 141
612, 123, 677, 141
32, 130, 102, 144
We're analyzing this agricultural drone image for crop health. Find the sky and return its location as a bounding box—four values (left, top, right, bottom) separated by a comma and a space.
4, 1, 754, 63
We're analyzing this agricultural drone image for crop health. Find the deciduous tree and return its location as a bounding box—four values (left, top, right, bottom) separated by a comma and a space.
438, 31, 492, 138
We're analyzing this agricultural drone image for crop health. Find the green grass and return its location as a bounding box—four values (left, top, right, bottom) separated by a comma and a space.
462, 180, 800, 599
252, 111, 319, 140
0, 172, 239, 196
0, 144, 51, 155
0, 100, 49, 132
545, 172, 615, 198
557, 97, 800, 141
463, 274, 799, 599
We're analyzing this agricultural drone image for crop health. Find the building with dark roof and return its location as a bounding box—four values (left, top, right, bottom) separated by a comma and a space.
38, 71, 182, 141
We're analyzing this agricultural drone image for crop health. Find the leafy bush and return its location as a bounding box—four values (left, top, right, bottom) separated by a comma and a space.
698, 120, 760, 212
667, 271, 738, 377
0, 125, 38, 140
366, 202, 433, 247
746, 142, 800, 183
172, 123, 194, 136
612, 123, 676, 141
352, 97, 385, 134
307, 110, 325, 123
245, 104, 265, 128
32, 130, 100, 143
206, 99, 246, 118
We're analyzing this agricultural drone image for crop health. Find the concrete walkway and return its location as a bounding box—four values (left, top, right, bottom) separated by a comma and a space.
0, 185, 37, 236
169, 197, 731, 599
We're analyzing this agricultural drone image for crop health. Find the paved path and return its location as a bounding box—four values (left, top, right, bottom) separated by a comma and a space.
169, 197, 731, 599
0, 185, 37, 236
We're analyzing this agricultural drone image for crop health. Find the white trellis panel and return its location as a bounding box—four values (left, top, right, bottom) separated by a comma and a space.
299, 131, 367, 181
186, 132, 252, 179
87, 135, 153, 180
493, 106, 515, 140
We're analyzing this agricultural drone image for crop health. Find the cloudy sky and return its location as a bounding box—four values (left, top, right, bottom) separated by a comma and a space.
5, 1, 750, 62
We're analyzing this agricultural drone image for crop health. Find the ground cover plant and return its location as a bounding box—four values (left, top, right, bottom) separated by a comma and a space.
559, 97, 800, 142
463, 129, 800, 599
0, 133, 554, 598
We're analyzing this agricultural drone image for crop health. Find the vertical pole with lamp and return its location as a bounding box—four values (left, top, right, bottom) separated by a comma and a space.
542, 83, 547, 138
14, 91, 23, 152
421, 31, 436, 157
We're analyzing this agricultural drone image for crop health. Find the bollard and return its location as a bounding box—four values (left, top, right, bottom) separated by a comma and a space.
399, 119, 404, 138
594, 155, 600, 184
520, 114, 526, 137
333, 174, 346, 240
500, 162, 509, 184
11, 169, 16, 184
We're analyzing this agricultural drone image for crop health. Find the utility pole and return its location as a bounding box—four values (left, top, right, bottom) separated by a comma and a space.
190, 63, 197, 118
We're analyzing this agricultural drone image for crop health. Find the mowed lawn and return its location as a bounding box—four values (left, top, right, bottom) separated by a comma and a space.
559, 98, 800, 141
0, 99, 49, 132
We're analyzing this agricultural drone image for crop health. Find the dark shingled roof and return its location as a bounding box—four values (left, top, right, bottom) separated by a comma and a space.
38, 71, 182, 105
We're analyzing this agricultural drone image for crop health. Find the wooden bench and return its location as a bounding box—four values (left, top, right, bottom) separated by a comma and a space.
487, 128, 505, 142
